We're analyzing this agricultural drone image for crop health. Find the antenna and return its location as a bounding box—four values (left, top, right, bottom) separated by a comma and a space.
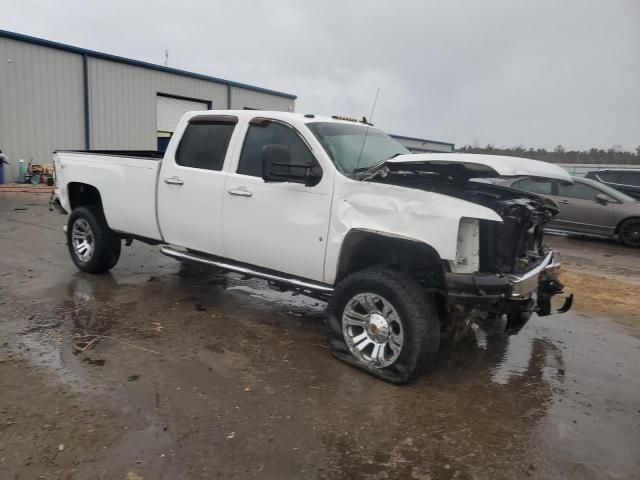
354, 88, 381, 171
164, 49, 169, 67
368, 87, 380, 123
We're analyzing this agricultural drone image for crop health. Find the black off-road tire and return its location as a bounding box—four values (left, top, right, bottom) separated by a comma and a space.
328, 268, 440, 384
67, 205, 121, 273
618, 217, 640, 247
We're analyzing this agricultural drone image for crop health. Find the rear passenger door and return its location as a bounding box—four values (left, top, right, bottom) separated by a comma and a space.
157, 115, 237, 255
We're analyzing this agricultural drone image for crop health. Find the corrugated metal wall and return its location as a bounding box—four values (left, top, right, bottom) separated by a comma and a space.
156, 95, 209, 132
87, 58, 229, 149
0, 37, 85, 181
87, 59, 294, 150
389, 135, 455, 153
0, 34, 296, 182
230, 87, 294, 111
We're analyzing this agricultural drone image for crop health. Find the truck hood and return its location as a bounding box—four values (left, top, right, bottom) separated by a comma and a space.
365, 153, 572, 182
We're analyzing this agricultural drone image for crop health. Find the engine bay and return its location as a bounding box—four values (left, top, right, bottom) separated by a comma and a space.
368, 166, 559, 274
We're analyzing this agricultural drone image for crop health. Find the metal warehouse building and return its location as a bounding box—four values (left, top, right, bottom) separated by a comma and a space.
0, 30, 296, 182
389, 134, 454, 154
0, 29, 455, 183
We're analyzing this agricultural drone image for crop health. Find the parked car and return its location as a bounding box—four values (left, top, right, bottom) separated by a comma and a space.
585, 169, 640, 200
502, 176, 640, 247
51, 110, 573, 383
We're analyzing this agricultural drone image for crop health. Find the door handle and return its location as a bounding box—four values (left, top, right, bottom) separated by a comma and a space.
557, 200, 571, 205
164, 176, 184, 185
227, 187, 253, 197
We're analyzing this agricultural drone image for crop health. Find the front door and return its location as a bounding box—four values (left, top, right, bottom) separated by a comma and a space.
222, 119, 332, 282
157, 116, 237, 254
549, 181, 616, 235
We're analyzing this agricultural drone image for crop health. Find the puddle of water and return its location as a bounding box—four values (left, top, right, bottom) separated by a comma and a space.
3, 236, 639, 479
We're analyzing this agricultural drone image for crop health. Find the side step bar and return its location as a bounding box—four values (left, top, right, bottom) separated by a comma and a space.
160, 246, 334, 294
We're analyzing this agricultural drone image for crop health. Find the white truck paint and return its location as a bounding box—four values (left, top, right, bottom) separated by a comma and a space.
53, 110, 573, 383
387, 153, 572, 181
55, 152, 162, 240
54, 110, 569, 284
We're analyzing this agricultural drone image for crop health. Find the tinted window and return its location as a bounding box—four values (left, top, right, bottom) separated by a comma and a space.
595, 172, 621, 183
594, 171, 640, 186
513, 178, 553, 195
176, 122, 235, 171
619, 172, 640, 186
557, 182, 601, 201
238, 121, 318, 177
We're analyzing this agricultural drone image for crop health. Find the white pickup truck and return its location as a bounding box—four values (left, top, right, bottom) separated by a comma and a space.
52, 110, 573, 383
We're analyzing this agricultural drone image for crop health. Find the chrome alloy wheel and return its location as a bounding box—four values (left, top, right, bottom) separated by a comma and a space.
71, 218, 95, 262
342, 293, 404, 368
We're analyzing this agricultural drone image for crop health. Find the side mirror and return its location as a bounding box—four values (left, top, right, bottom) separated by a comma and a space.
595, 193, 610, 205
262, 144, 321, 187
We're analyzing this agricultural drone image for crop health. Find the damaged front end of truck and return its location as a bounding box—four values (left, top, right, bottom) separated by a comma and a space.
360, 154, 574, 338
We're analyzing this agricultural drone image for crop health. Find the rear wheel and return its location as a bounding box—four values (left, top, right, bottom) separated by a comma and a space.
67, 206, 121, 273
619, 217, 640, 247
329, 268, 440, 384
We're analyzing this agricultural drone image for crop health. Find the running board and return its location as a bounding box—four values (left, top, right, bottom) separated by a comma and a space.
160, 246, 334, 293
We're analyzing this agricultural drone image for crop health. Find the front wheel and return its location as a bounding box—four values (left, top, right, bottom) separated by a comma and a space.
67, 206, 121, 273
619, 217, 640, 247
329, 268, 440, 384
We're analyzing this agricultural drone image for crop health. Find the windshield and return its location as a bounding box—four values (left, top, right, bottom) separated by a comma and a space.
307, 122, 409, 174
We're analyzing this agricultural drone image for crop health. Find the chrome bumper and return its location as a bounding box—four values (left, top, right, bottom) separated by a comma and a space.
508, 251, 561, 299
445, 250, 571, 319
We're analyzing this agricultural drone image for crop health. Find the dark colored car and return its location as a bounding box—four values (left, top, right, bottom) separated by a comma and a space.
502, 176, 640, 247
585, 169, 640, 200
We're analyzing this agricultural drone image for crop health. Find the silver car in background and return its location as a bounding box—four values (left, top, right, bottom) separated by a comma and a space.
502, 176, 640, 247
585, 169, 640, 200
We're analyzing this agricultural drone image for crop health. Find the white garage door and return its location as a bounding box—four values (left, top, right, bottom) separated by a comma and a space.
156, 95, 209, 133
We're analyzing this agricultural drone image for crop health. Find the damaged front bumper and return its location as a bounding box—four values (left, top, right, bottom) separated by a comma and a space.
508, 251, 558, 299
445, 250, 573, 317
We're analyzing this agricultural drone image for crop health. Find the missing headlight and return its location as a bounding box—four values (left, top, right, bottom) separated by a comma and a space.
450, 218, 480, 273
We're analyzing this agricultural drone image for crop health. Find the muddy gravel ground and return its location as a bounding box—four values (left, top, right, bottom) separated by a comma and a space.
1, 192, 639, 480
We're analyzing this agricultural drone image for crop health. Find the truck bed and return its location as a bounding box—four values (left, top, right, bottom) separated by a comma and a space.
53, 151, 163, 241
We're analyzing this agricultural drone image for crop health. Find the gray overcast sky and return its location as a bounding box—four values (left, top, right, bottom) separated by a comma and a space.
2, 0, 639, 150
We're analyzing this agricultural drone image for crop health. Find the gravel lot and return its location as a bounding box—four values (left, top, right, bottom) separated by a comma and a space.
1, 191, 639, 479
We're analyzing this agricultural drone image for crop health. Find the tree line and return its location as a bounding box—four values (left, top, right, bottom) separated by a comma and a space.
457, 145, 640, 165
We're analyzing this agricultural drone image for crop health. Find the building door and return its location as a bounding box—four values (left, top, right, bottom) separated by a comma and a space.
157, 132, 172, 152
156, 94, 209, 150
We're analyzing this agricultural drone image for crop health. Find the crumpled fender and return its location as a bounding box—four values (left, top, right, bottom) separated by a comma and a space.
323, 178, 502, 284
